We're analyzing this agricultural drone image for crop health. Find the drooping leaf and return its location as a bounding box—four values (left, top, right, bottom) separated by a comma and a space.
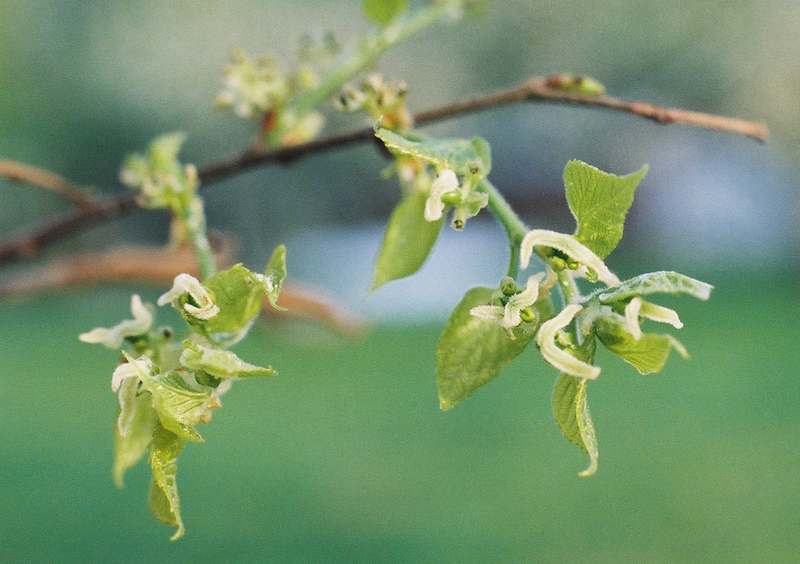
262, 244, 287, 310
564, 159, 647, 258
597, 270, 713, 304
180, 340, 276, 379
139, 370, 212, 442
148, 425, 185, 540
595, 317, 687, 375
436, 287, 541, 410
552, 373, 598, 477
371, 190, 444, 290
113, 389, 158, 488
362, 0, 408, 25
375, 127, 491, 178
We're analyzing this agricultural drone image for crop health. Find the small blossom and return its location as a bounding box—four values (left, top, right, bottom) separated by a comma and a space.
424, 168, 458, 221
111, 353, 156, 392
158, 273, 219, 321
536, 304, 601, 379
79, 294, 154, 349
625, 297, 683, 340
470, 273, 545, 332
520, 229, 620, 287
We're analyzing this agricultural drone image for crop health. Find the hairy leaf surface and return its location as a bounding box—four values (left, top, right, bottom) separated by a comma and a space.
597, 270, 713, 304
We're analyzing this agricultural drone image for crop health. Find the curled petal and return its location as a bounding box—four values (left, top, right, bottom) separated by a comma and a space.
424, 168, 458, 222
79, 294, 154, 349
625, 297, 683, 340
536, 304, 601, 379
519, 230, 620, 287
111, 353, 155, 392
158, 273, 219, 320
469, 305, 505, 324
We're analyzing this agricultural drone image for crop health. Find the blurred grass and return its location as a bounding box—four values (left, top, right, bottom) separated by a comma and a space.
1, 271, 799, 563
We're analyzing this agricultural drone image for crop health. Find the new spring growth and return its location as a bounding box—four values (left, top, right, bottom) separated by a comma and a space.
470, 273, 545, 336
520, 229, 620, 287
536, 304, 601, 379
79, 294, 154, 349
424, 167, 489, 230
158, 273, 219, 323
625, 296, 683, 340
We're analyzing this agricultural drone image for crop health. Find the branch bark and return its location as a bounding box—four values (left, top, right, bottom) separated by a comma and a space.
0, 77, 769, 267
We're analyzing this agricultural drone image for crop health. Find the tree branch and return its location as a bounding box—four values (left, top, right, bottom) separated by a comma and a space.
0, 77, 769, 267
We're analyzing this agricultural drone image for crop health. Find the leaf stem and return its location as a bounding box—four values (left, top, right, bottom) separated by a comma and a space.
482, 179, 528, 279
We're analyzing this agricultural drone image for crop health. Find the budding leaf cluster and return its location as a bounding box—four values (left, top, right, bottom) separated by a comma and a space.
81, 247, 287, 539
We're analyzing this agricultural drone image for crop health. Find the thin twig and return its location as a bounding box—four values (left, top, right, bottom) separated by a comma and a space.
0, 159, 99, 207
0, 77, 769, 266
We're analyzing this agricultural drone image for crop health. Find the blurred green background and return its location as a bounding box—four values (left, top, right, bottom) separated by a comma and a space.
1, 0, 799, 562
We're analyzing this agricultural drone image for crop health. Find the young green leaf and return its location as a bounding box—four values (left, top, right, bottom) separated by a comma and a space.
564, 160, 648, 258
262, 244, 287, 310
375, 127, 491, 178
139, 370, 213, 442
180, 340, 277, 379
202, 264, 269, 336
372, 190, 445, 290
436, 287, 539, 410
597, 270, 713, 304
363, 0, 408, 25
552, 373, 598, 476
113, 391, 158, 488
595, 317, 688, 375
148, 425, 185, 540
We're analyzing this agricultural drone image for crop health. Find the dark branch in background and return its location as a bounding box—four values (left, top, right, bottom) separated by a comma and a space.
0, 77, 769, 267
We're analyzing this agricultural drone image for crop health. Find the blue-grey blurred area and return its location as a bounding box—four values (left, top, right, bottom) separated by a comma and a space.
1, 0, 798, 312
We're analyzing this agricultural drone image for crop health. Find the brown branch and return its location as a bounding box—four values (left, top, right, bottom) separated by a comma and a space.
0, 77, 769, 267
0, 159, 99, 207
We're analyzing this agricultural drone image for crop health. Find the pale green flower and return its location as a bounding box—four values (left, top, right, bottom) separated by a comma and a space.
79, 294, 154, 349
424, 168, 458, 221
624, 297, 683, 340
470, 273, 545, 332
535, 304, 601, 379
158, 273, 219, 321
519, 229, 620, 287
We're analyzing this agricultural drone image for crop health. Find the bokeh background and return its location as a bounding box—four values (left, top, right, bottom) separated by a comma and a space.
1, 1, 799, 562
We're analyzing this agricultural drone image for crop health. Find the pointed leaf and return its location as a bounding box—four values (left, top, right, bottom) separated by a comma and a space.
597, 270, 713, 304
375, 127, 491, 178
564, 160, 647, 258
180, 340, 276, 379
595, 317, 687, 375
262, 244, 287, 310
362, 0, 408, 25
552, 373, 598, 476
148, 425, 185, 540
372, 190, 444, 290
436, 287, 541, 410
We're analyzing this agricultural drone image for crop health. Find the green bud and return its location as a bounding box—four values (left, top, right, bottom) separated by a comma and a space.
567, 258, 580, 270
549, 256, 567, 271
500, 277, 517, 296
519, 307, 536, 323
440, 191, 462, 206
